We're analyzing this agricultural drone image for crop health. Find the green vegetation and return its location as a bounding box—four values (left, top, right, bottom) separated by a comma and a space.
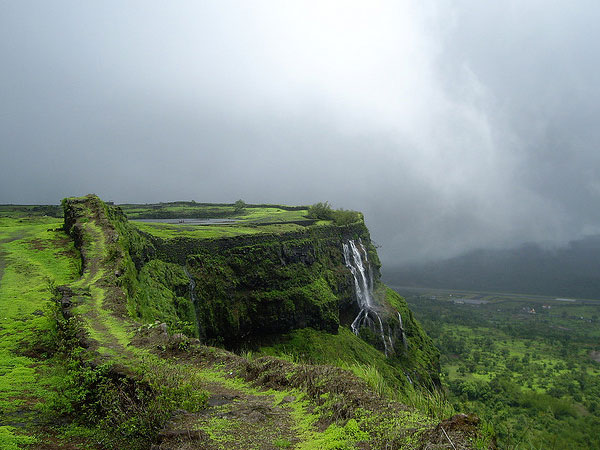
259, 327, 411, 389
120, 201, 310, 223
127, 203, 317, 240
401, 288, 600, 449
258, 326, 454, 421
0, 204, 62, 218
186, 237, 344, 345
133, 220, 306, 239
0, 197, 491, 449
120, 202, 241, 220
234, 199, 246, 212
134, 259, 198, 336
307, 202, 362, 226
0, 215, 80, 446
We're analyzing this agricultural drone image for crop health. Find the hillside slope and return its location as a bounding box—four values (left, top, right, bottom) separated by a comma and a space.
385, 237, 600, 299
0, 196, 493, 449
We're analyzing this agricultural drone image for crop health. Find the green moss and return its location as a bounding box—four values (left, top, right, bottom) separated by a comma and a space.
297, 418, 369, 450
43, 197, 449, 448
0, 426, 37, 449
0, 217, 80, 445
186, 236, 348, 345
381, 287, 441, 387
259, 327, 410, 392
134, 260, 198, 336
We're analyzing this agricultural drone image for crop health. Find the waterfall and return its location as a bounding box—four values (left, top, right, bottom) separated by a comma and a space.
184, 265, 204, 339
343, 239, 392, 356
184, 266, 197, 304
397, 312, 408, 350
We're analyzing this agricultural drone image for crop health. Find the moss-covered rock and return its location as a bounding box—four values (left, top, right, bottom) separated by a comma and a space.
62, 195, 441, 393
134, 260, 198, 336
186, 237, 352, 346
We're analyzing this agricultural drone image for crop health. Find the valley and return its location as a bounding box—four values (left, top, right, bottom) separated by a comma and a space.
395, 286, 600, 449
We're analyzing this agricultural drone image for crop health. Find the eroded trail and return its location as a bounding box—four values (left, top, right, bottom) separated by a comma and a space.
67, 219, 136, 360
155, 377, 300, 450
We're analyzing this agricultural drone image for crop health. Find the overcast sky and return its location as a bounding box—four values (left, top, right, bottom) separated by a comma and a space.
2, 1, 599, 264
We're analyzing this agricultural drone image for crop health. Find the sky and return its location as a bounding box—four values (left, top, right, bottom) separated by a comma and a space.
1, 1, 600, 265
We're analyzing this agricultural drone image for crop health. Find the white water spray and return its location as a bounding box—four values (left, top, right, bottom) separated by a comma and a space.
397, 312, 408, 350
343, 240, 393, 356
184, 265, 204, 338
184, 266, 197, 304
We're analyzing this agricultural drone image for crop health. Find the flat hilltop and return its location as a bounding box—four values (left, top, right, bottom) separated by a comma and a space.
119, 201, 358, 240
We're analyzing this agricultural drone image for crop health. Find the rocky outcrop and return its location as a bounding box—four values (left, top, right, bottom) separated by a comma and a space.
185, 230, 377, 346
62, 195, 439, 388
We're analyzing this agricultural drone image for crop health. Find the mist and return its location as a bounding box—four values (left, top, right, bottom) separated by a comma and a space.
2, 1, 599, 265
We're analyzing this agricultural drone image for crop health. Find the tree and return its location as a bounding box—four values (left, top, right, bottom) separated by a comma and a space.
307, 202, 361, 225
234, 199, 246, 213
307, 202, 333, 220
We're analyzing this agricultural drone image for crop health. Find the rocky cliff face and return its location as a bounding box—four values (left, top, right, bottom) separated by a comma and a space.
53, 195, 491, 449
63, 195, 439, 388
148, 222, 378, 346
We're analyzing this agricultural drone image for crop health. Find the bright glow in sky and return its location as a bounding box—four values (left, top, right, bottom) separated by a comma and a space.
2, 1, 600, 263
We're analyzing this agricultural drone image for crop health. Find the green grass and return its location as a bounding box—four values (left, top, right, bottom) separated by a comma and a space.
0, 204, 62, 219
259, 327, 410, 390
256, 325, 454, 421
0, 426, 36, 450
235, 207, 309, 223
120, 202, 318, 240
0, 216, 80, 446
0, 199, 456, 449
119, 203, 238, 219
120, 202, 311, 223
66, 216, 144, 362
133, 220, 306, 240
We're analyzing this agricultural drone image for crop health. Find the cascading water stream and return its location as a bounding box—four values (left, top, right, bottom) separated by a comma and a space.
343, 239, 393, 356
184, 266, 197, 304
184, 265, 204, 338
397, 312, 408, 350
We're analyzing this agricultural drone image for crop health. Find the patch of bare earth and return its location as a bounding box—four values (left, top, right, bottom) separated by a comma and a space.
419, 414, 495, 450
155, 388, 298, 450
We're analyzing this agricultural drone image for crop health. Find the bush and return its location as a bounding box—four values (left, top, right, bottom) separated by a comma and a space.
307, 202, 333, 220
331, 209, 360, 225
234, 199, 247, 213
307, 202, 361, 225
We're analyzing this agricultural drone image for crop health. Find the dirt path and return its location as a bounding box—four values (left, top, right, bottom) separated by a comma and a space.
156, 378, 300, 450
72, 220, 136, 360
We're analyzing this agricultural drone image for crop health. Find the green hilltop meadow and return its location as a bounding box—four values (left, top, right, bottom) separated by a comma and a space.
0, 195, 493, 449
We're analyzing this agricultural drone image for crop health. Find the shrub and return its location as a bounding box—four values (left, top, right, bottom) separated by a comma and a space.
307, 203, 361, 225
307, 202, 334, 220
234, 199, 247, 213
330, 209, 360, 225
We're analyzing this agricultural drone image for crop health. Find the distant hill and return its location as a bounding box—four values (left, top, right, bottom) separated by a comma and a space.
383, 235, 600, 299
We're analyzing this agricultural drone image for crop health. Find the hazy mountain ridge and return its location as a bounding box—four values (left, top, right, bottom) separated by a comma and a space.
384, 235, 600, 299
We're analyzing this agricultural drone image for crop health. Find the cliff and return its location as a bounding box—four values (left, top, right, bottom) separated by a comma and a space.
48, 195, 489, 449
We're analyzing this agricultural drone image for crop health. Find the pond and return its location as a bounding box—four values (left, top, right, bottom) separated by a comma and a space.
132, 218, 239, 225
